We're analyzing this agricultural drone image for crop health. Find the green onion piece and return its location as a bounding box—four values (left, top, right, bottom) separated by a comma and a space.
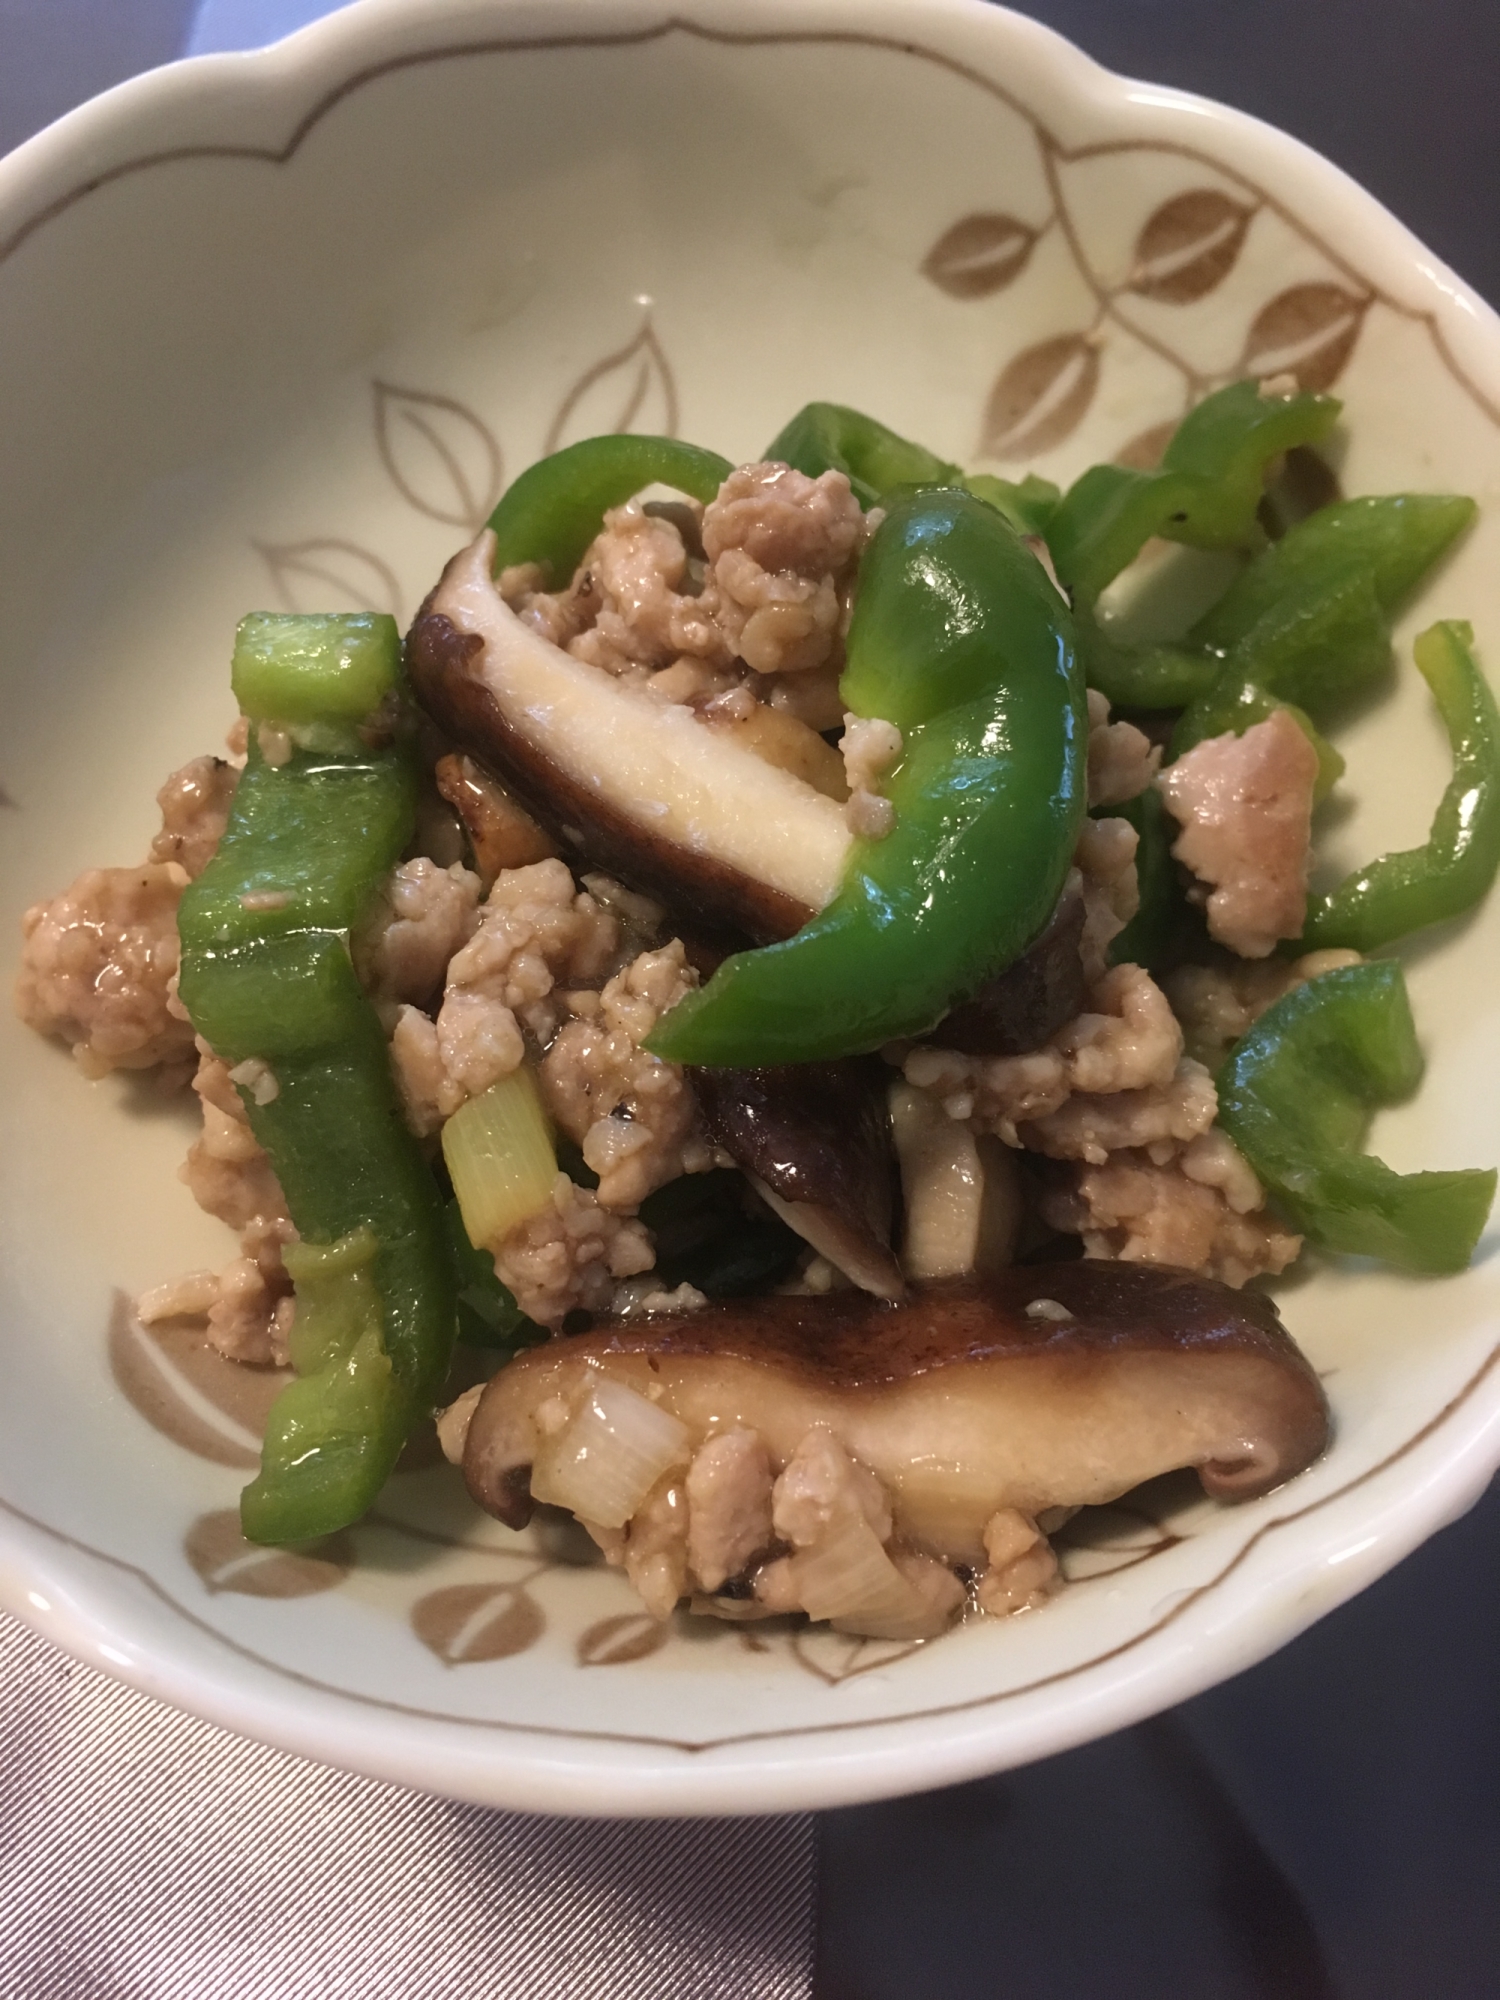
443, 1067, 558, 1249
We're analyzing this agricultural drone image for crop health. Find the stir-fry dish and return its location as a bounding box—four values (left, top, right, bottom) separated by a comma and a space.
19, 382, 1499, 1642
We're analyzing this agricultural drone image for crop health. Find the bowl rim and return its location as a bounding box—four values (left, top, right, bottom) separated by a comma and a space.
3, 0, 1500, 1818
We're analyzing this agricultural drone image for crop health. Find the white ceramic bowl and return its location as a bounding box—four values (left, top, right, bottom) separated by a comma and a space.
3, 0, 1499, 1819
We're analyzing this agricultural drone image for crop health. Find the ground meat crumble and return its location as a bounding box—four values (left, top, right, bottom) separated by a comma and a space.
501, 460, 875, 731
19, 455, 1334, 1390
1157, 708, 1319, 959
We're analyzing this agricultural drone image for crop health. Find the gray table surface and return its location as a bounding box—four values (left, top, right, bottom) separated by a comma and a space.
3, 4, 1499, 1997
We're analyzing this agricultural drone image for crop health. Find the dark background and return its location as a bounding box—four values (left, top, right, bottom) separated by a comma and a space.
2, 4, 1499, 1996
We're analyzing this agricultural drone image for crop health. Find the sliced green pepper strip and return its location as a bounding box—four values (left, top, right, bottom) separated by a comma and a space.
957, 472, 1062, 538
1107, 789, 1190, 973
648, 490, 1085, 1065
1048, 382, 1341, 710
486, 435, 733, 583
764, 402, 961, 509
1217, 961, 1495, 1273
177, 615, 455, 1544
765, 401, 1061, 530
1191, 494, 1476, 656
1048, 382, 1341, 606
1171, 495, 1477, 758
1297, 621, 1500, 952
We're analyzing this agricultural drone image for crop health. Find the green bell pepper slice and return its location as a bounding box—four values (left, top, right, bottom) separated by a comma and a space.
765, 400, 1059, 531
1049, 381, 1341, 711
177, 614, 456, 1544
1048, 381, 1341, 606
1297, 621, 1500, 952
1217, 960, 1495, 1273
1171, 494, 1477, 758
764, 402, 962, 509
648, 489, 1086, 1065
487, 435, 733, 583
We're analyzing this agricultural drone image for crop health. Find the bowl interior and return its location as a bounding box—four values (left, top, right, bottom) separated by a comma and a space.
2, 0, 1499, 1815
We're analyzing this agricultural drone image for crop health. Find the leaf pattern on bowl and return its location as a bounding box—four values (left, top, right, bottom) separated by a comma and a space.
981, 331, 1101, 459
576, 1611, 672, 1668
1240, 283, 1372, 392
1114, 418, 1180, 470
791, 1628, 924, 1687
108, 1293, 287, 1471
374, 381, 504, 529
1127, 189, 1255, 305
185, 1509, 353, 1598
922, 213, 1041, 299
412, 1580, 546, 1665
256, 538, 404, 621
544, 311, 680, 455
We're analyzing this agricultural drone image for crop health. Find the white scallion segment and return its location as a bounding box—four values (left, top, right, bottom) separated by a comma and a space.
531, 1375, 691, 1528
789, 1512, 916, 1625
442, 1066, 557, 1249
436, 534, 852, 913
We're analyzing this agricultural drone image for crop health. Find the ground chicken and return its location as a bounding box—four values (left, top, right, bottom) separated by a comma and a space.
492, 1172, 655, 1327
567, 500, 730, 677
354, 858, 481, 1018
1086, 689, 1161, 809
17, 861, 195, 1079
1075, 815, 1141, 981
699, 461, 868, 677
158, 1045, 298, 1364
1040, 1129, 1302, 1288
904, 962, 1186, 1147
149, 755, 238, 878
685, 1429, 775, 1593
1157, 710, 1318, 958
17, 743, 244, 1081
204, 1254, 296, 1367
1166, 948, 1363, 1069
976, 1507, 1060, 1616
618, 1474, 690, 1621
539, 940, 712, 1209
770, 1426, 893, 1547
1021, 1056, 1217, 1166
509, 461, 872, 701
389, 859, 619, 1136
180, 1048, 289, 1236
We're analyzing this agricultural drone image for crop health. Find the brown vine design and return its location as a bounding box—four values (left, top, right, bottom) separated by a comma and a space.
930, 157, 1379, 460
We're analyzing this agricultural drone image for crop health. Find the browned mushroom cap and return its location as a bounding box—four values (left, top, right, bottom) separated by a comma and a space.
407, 534, 853, 946
433, 752, 557, 887
462, 1263, 1330, 1561
690, 1059, 902, 1298
930, 874, 1087, 1056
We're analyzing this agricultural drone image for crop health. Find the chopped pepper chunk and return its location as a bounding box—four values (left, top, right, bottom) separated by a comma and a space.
1298, 621, 1500, 952
176, 612, 456, 1543
1217, 960, 1495, 1273
486, 434, 732, 583
648, 489, 1086, 1065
